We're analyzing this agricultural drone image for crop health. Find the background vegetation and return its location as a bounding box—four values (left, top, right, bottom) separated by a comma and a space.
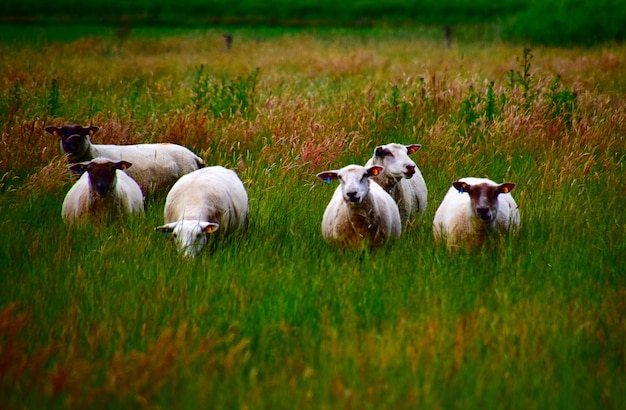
0, 0, 625, 46
1, 25, 625, 408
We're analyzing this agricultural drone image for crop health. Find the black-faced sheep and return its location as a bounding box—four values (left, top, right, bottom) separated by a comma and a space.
62, 158, 145, 225
155, 166, 249, 258
433, 177, 520, 248
365, 143, 427, 225
317, 164, 401, 249
46, 124, 205, 196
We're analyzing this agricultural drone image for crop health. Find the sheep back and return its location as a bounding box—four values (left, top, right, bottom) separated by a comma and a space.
46, 125, 205, 196
163, 166, 249, 234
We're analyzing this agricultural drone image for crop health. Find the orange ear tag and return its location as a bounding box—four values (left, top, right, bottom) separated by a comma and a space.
502, 187, 509, 193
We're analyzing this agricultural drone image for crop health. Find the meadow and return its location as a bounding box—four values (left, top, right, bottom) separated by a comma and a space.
1, 25, 625, 408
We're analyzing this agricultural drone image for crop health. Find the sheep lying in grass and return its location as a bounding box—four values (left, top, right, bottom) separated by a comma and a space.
433, 177, 520, 248
46, 124, 205, 196
317, 164, 401, 248
365, 143, 427, 225
155, 166, 249, 258
62, 158, 145, 225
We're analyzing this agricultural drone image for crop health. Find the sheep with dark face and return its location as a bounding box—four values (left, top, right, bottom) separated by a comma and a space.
317, 164, 401, 249
433, 177, 520, 248
46, 124, 205, 196
365, 143, 427, 226
62, 158, 144, 225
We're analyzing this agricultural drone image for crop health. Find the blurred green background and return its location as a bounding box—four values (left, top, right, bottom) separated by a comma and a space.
0, 0, 624, 46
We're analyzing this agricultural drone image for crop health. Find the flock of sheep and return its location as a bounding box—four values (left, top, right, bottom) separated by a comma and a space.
46, 124, 520, 258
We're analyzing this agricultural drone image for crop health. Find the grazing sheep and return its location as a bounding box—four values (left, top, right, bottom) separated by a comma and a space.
62, 158, 144, 225
317, 164, 402, 248
46, 124, 205, 196
433, 177, 520, 248
155, 166, 249, 258
365, 143, 427, 225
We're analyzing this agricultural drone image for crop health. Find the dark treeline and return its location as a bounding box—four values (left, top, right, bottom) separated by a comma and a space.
0, 0, 623, 45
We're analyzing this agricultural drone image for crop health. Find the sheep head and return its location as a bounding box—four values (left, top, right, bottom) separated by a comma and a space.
155, 221, 220, 259
46, 124, 99, 163
69, 159, 132, 198
453, 181, 516, 224
372, 143, 421, 179
317, 165, 383, 205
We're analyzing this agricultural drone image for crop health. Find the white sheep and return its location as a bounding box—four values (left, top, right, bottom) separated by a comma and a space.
62, 158, 145, 225
46, 124, 205, 196
155, 166, 249, 258
365, 143, 427, 225
433, 177, 520, 248
317, 164, 402, 248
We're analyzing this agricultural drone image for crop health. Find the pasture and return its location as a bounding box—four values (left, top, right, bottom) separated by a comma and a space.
1, 25, 625, 408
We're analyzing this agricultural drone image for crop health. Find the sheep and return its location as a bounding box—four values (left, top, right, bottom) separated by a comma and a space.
317, 164, 402, 249
433, 177, 520, 249
365, 143, 427, 226
62, 158, 145, 225
155, 166, 249, 258
45, 124, 205, 196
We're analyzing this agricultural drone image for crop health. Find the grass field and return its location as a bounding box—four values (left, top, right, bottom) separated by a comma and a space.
1, 26, 625, 408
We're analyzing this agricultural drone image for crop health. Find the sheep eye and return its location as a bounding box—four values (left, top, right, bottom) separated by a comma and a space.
172, 233, 178, 238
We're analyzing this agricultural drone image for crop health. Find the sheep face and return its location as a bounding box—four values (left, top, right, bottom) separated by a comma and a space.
155, 221, 220, 258
317, 165, 383, 205
46, 125, 99, 162
372, 143, 421, 179
453, 181, 516, 224
69, 159, 132, 198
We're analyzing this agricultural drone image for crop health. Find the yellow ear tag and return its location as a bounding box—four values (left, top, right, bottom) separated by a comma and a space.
205, 226, 214, 233
371, 168, 380, 176
502, 187, 509, 193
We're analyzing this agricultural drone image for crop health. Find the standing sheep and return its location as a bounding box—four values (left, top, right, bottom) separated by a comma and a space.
62, 158, 145, 225
46, 124, 205, 196
317, 164, 401, 249
155, 166, 249, 258
365, 143, 427, 225
433, 177, 520, 249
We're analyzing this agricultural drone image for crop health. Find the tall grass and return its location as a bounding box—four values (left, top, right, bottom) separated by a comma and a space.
0, 27, 625, 408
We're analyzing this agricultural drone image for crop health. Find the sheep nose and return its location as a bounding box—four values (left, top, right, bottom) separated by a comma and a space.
95, 183, 109, 197
405, 165, 416, 177
346, 191, 359, 203
476, 207, 492, 221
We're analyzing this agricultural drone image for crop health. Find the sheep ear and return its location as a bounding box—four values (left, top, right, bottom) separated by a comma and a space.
374, 146, 388, 157
116, 160, 133, 170
69, 163, 87, 174
498, 183, 516, 194
367, 165, 384, 177
201, 222, 220, 234
453, 181, 470, 193
155, 224, 174, 236
45, 126, 60, 136
406, 144, 422, 155
317, 171, 338, 183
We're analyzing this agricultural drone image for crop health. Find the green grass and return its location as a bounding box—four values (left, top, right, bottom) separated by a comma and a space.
0, 27, 625, 408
